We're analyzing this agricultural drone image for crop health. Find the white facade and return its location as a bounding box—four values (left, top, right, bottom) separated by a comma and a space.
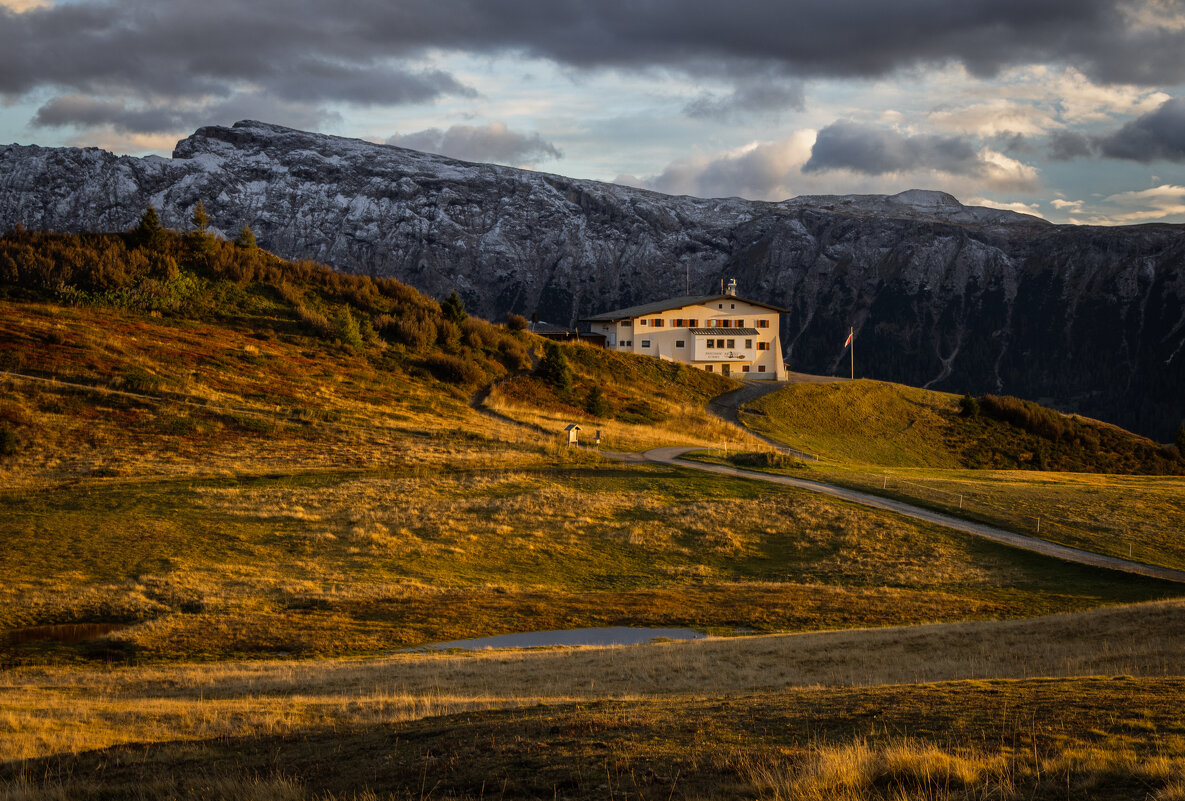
582, 289, 787, 380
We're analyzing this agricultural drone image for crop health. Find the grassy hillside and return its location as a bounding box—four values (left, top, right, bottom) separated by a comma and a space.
743, 379, 1184, 474
718, 379, 1185, 571
3, 225, 1184, 799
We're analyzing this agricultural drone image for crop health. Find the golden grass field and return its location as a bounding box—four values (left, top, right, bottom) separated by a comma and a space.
738, 379, 1185, 570
3, 235, 1185, 799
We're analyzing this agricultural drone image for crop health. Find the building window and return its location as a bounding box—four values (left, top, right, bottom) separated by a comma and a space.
757, 319, 769, 328
623, 320, 632, 327
641, 339, 651, 348
705, 365, 713, 372
736, 319, 744, 327
745, 339, 753, 349
726, 338, 735, 348
719, 319, 729, 328
731, 303, 735, 309
742, 365, 751, 372
758, 365, 766, 372
654, 318, 666, 327
675, 339, 685, 348
639, 319, 647, 326
757, 342, 770, 351
689, 319, 698, 327
718, 303, 723, 309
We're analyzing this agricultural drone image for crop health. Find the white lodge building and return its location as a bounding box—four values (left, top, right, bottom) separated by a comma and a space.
581, 280, 788, 380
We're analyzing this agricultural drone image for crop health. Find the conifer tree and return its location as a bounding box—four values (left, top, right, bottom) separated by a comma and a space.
1176, 421, 1185, 455
442, 290, 467, 324
132, 206, 167, 251
536, 342, 573, 393
190, 201, 210, 232
234, 225, 257, 249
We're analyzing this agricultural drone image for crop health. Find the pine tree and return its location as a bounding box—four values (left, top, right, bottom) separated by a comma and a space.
442, 290, 467, 324
234, 225, 257, 249
536, 342, 573, 393
190, 201, 210, 232
132, 206, 167, 251
1176, 421, 1185, 455
585, 384, 609, 417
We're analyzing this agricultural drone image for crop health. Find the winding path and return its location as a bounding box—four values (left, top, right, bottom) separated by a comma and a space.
641, 446, 1185, 585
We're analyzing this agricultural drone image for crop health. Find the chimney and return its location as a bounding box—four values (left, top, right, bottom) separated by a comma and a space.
725, 278, 737, 297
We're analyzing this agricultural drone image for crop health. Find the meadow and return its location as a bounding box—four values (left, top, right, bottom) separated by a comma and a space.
3, 228, 1185, 799
734, 379, 1185, 570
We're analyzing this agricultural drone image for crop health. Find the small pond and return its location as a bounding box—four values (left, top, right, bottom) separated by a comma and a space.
412, 626, 707, 651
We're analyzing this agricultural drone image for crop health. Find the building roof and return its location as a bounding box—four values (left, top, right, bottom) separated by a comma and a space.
688, 327, 759, 335
581, 293, 788, 322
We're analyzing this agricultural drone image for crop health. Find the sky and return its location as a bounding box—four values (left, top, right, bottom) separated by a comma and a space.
2, 0, 1185, 224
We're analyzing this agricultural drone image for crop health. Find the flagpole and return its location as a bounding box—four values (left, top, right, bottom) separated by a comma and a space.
850, 326, 854, 380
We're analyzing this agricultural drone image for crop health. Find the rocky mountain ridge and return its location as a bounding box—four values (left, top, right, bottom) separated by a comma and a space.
1, 120, 1182, 439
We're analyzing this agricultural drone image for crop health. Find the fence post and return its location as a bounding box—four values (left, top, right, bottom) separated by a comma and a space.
959, 495, 963, 510
1036, 516, 1041, 534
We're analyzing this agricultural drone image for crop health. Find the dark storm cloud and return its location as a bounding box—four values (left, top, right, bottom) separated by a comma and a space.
386, 123, 561, 165
3, 0, 1184, 112
804, 121, 982, 175
32, 94, 331, 135
1098, 97, 1185, 162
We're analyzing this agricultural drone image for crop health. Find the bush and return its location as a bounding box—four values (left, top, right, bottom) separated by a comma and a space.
424, 353, 484, 386
436, 319, 461, 352
506, 313, 528, 331
958, 394, 980, 417
728, 451, 796, 469
332, 306, 364, 349
0, 423, 17, 456
377, 311, 436, 350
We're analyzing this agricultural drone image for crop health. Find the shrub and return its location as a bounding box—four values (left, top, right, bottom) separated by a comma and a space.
381, 312, 436, 350
436, 319, 461, 352
1177, 422, 1185, 456
728, 451, 796, 469
332, 306, 364, 349
958, 393, 980, 417
424, 353, 484, 385
506, 313, 528, 331
0, 423, 17, 456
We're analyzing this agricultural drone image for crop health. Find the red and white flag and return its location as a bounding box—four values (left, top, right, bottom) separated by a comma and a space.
843, 330, 853, 348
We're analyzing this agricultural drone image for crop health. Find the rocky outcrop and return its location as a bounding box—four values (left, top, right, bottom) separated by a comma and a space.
1, 120, 1182, 439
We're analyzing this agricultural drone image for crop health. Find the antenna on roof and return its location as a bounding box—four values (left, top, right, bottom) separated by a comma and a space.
720, 278, 724, 294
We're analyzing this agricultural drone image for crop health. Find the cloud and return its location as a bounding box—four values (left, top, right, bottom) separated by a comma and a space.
805, 121, 982, 175
2, 0, 1184, 118
1098, 97, 1185, 161
1046, 130, 1097, 160
802, 121, 1040, 191
1068, 184, 1185, 224
618, 132, 816, 200
32, 93, 333, 136
684, 73, 805, 119
0, 0, 50, 11
386, 122, 561, 166
967, 197, 1045, 217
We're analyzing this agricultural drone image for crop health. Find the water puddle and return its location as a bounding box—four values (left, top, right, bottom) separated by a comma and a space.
411, 626, 707, 651
5, 622, 128, 646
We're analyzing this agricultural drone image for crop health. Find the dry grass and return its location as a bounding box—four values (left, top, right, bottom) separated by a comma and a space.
3, 599, 1184, 761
